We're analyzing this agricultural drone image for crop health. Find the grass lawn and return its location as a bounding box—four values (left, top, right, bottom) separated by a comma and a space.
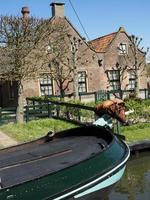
0, 118, 150, 144
0, 119, 76, 143
121, 123, 150, 143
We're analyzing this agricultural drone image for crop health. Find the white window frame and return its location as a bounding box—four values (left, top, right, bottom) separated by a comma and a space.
78, 71, 87, 93
107, 70, 120, 91
119, 43, 128, 55
128, 70, 136, 90
40, 75, 53, 96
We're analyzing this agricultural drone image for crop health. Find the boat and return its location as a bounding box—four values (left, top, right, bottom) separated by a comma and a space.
0, 124, 130, 200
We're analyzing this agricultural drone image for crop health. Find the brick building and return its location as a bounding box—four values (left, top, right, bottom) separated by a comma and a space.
89, 27, 147, 98
0, 3, 148, 107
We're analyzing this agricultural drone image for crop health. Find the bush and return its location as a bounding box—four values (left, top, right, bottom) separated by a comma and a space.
124, 99, 150, 123
27, 96, 150, 124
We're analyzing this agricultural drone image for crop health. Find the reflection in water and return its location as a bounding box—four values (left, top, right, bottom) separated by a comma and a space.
108, 151, 150, 200
69, 152, 150, 200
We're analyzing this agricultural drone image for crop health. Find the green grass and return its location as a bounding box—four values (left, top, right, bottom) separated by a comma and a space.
0, 119, 150, 144
0, 119, 76, 143
121, 123, 150, 143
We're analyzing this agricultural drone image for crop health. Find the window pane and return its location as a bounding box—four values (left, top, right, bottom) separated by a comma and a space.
129, 80, 135, 89
40, 75, 53, 96
129, 70, 135, 79
109, 70, 119, 80
119, 43, 127, 54
128, 70, 136, 89
108, 70, 120, 91
110, 81, 120, 90
78, 71, 87, 93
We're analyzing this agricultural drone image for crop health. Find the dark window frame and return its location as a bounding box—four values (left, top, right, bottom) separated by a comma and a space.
107, 70, 120, 91
119, 43, 128, 55
128, 70, 136, 90
40, 75, 53, 96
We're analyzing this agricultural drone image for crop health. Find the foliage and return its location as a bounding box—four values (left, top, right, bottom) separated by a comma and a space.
0, 97, 150, 144
27, 96, 150, 123
0, 14, 46, 123
0, 15, 45, 80
0, 14, 78, 122
0, 119, 150, 144
124, 98, 150, 123
27, 96, 96, 122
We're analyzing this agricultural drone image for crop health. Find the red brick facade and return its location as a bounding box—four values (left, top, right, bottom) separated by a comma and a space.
0, 3, 148, 107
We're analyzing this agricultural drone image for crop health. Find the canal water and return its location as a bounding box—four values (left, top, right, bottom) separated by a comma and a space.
107, 151, 150, 200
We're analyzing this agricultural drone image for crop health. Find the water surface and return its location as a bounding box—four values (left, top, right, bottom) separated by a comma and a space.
108, 151, 150, 200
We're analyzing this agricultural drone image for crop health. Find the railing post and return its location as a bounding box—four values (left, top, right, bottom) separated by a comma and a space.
26, 105, 29, 122
94, 92, 97, 103
145, 88, 147, 99
33, 100, 35, 111
56, 106, 60, 118
48, 102, 52, 118
117, 121, 121, 135
0, 107, 2, 123
107, 91, 110, 100
66, 106, 70, 119
78, 109, 81, 122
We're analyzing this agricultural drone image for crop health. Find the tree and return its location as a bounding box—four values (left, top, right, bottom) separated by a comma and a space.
147, 63, 150, 76
0, 16, 70, 123
118, 35, 149, 98
46, 20, 75, 99
0, 15, 47, 123
70, 36, 83, 100
0, 12, 91, 123
46, 22, 87, 100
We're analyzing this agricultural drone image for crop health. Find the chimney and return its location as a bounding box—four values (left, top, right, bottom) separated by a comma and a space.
21, 7, 30, 18
119, 27, 125, 33
50, 3, 65, 18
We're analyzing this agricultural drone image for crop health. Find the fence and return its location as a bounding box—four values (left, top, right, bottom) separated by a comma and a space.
95, 88, 150, 102
25, 98, 96, 125
0, 88, 149, 124
72, 88, 150, 103
0, 107, 16, 124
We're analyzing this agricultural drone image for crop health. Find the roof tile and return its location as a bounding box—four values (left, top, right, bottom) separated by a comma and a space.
89, 32, 117, 53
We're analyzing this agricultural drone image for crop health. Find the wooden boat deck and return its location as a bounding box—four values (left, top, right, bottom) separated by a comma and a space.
0, 126, 111, 188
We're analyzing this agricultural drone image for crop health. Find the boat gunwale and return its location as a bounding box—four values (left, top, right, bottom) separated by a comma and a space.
49, 141, 130, 200
0, 125, 129, 193
51, 163, 127, 200
0, 125, 110, 153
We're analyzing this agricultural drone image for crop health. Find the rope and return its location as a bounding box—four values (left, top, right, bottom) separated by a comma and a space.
68, 0, 91, 41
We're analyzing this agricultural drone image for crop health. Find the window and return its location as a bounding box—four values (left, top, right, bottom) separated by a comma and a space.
128, 70, 136, 90
78, 71, 87, 93
107, 70, 120, 90
40, 75, 53, 96
119, 43, 127, 55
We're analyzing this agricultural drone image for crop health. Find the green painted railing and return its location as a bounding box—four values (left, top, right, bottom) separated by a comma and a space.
25, 98, 95, 124
0, 107, 17, 124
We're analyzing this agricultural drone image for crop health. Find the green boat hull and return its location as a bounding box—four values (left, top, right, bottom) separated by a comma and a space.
0, 126, 130, 200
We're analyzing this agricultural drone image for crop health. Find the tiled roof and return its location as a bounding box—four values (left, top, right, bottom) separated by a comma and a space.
89, 32, 117, 53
